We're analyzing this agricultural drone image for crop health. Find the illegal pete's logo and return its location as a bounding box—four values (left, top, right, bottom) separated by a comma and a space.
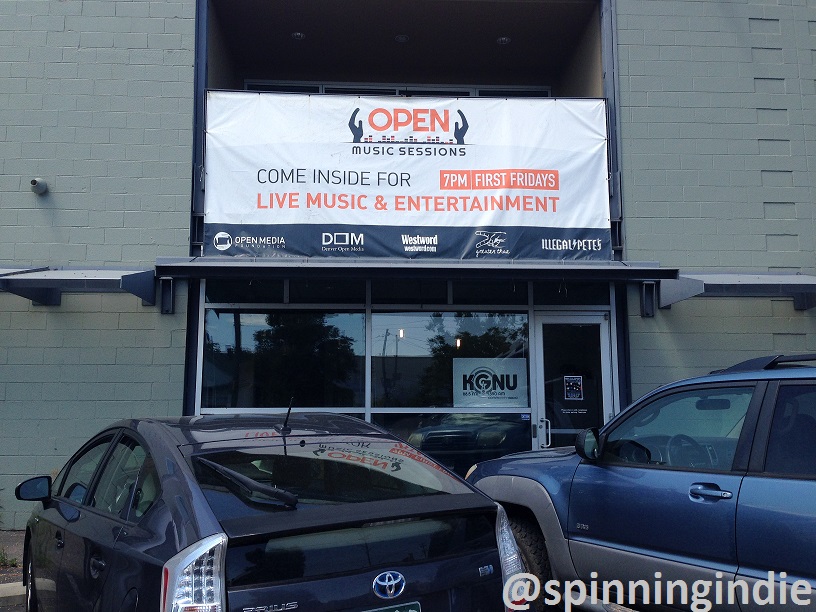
348, 106, 469, 145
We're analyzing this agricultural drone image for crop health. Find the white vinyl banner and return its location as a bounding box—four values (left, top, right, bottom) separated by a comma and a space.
204, 91, 611, 260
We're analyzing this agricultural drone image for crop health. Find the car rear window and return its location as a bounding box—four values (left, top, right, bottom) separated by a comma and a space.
192, 437, 472, 520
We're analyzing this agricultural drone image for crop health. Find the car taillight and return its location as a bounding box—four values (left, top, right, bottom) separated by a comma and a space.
495, 504, 524, 582
161, 533, 227, 612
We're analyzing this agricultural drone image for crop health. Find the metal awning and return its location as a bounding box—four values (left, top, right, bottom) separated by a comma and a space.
660, 273, 816, 311
0, 268, 155, 306
155, 256, 678, 282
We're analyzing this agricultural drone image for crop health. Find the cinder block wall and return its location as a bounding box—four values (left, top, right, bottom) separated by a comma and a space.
617, 0, 816, 399
0, 0, 195, 528
0, 291, 189, 529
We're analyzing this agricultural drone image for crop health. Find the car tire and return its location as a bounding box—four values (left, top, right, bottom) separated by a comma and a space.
25, 543, 38, 612
509, 514, 561, 611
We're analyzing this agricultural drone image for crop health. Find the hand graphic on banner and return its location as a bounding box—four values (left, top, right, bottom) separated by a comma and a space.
348, 108, 364, 142
454, 110, 469, 144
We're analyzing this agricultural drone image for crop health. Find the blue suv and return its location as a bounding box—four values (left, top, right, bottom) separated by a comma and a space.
467, 354, 816, 611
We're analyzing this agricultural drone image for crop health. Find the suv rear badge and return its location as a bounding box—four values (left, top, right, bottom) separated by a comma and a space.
373, 571, 406, 599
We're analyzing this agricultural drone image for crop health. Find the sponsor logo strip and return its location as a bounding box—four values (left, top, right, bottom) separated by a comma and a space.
204, 224, 612, 260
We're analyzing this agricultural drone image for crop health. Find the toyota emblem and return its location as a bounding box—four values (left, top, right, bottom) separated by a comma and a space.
372, 571, 406, 599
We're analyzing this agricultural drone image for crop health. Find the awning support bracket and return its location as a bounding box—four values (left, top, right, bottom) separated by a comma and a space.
660, 274, 816, 311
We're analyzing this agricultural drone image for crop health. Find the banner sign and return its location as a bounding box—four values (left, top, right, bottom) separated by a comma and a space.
203, 91, 611, 260
453, 358, 529, 407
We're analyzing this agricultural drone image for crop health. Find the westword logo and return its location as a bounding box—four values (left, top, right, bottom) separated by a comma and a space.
401, 234, 438, 246
401, 234, 438, 253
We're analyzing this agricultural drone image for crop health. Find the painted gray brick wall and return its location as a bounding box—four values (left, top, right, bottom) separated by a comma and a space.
617, 0, 816, 396
0, 0, 194, 267
619, 0, 815, 271
0, 290, 189, 530
627, 290, 816, 399
0, 0, 196, 528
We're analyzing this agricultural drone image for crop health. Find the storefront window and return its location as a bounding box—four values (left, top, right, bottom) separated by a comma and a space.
370, 311, 531, 475
372, 413, 532, 475
371, 312, 530, 408
203, 310, 365, 409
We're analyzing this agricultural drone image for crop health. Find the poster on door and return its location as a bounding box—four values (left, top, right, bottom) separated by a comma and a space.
203, 91, 612, 260
564, 375, 584, 401
453, 358, 529, 407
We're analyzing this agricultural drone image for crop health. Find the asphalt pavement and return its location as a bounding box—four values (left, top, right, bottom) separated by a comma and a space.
0, 530, 24, 610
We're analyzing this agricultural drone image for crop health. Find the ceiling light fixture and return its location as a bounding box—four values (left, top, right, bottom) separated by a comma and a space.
291, 32, 306, 40
496, 36, 511, 45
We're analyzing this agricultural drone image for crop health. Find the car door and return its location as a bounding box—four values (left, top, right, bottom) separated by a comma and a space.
735, 381, 816, 611
57, 432, 150, 611
568, 383, 761, 611
32, 433, 116, 612
26, 489, 67, 612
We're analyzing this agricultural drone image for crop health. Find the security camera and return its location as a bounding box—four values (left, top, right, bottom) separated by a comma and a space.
30, 178, 48, 195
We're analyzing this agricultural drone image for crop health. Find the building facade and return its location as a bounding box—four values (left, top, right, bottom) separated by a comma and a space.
1, 0, 815, 529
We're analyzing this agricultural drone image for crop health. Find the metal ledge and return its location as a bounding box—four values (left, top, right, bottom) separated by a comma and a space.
660, 273, 816, 311
155, 256, 678, 283
0, 268, 155, 306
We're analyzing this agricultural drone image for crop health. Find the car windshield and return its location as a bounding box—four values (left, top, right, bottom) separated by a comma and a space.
192, 436, 470, 518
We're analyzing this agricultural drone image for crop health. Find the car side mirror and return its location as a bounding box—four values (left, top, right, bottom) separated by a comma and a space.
15, 475, 52, 502
575, 428, 601, 461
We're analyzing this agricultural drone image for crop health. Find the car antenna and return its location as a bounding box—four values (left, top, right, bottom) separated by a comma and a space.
280, 396, 294, 436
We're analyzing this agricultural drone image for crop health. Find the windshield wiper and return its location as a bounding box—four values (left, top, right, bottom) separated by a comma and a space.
196, 457, 298, 509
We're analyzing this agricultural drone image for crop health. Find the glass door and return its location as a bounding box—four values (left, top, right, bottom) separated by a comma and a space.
534, 314, 614, 448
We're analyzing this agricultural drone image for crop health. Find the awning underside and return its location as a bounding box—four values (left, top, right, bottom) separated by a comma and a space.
6, 264, 813, 312
0, 268, 155, 306
154, 256, 679, 282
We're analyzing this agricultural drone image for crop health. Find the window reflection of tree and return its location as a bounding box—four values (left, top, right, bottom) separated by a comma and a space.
417, 313, 528, 408
203, 311, 359, 408
252, 313, 358, 407
202, 324, 234, 408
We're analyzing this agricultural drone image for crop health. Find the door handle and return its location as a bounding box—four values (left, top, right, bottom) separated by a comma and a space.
689, 484, 732, 500
90, 556, 107, 578
55, 531, 64, 549
538, 418, 552, 448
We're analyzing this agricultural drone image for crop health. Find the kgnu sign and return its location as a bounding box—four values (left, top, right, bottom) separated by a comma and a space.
462, 367, 518, 396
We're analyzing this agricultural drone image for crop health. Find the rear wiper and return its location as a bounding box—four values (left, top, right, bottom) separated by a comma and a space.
196, 457, 298, 509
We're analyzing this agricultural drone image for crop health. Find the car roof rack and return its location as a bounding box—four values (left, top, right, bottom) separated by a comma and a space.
714, 353, 816, 374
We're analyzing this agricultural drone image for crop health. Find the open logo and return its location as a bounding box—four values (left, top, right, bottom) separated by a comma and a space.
349, 107, 468, 144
